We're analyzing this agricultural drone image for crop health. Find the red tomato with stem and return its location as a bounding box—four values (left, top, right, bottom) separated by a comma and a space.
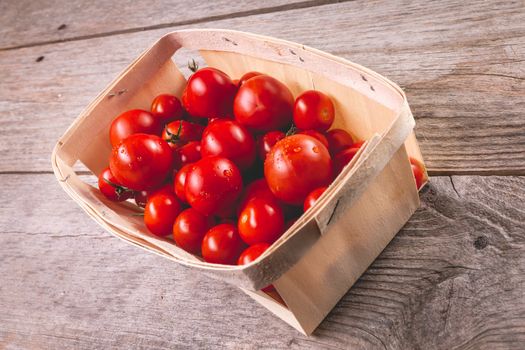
173, 141, 201, 170
144, 191, 182, 237
264, 134, 332, 204
182, 67, 236, 118
109, 109, 162, 147
257, 131, 285, 160
238, 71, 263, 87
110, 134, 173, 191
325, 129, 354, 155
185, 156, 243, 216
173, 208, 214, 254
201, 119, 256, 171
201, 223, 245, 264
410, 157, 427, 189
162, 120, 204, 150
98, 167, 133, 202
150, 94, 183, 123
298, 130, 329, 148
234, 75, 294, 131
293, 90, 335, 131
238, 197, 285, 245
303, 186, 328, 212
174, 163, 193, 203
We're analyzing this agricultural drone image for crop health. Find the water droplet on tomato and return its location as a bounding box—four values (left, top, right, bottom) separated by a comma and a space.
312, 146, 319, 153
223, 169, 232, 177
293, 147, 302, 153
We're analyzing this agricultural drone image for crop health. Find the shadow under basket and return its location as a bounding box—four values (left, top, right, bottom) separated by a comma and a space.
51, 29, 426, 335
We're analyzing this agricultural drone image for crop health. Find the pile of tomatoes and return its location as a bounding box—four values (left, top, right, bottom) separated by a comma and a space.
99, 66, 426, 269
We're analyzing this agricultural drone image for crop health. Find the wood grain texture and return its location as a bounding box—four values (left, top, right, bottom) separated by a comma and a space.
0, 0, 523, 173
0, 0, 318, 50
1, 174, 524, 349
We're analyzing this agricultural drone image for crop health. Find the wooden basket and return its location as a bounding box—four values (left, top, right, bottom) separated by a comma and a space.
51, 29, 425, 335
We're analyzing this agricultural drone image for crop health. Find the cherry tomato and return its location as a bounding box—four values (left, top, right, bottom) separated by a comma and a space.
333, 144, 362, 176
238, 71, 262, 86
133, 184, 172, 208
134, 190, 148, 207
109, 109, 162, 147
264, 134, 332, 204
201, 223, 245, 264
325, 128, 354, 155
162, 120, 204, 150
237, 243, 270, 265
173, 141, 201, 170
185, 156, 243, 216
410, 157, 427, 189
173, 208, 214, 254
238, 197, 284, 245
174, 163, 193, 203
237, 178, 276, 215
234, 75, 294, 131
293, 90, 335, 131
144, 191, 182, 236
182, 67, 236, 118
98, 167, 133, 202
298, 130, 329, 149
201, 119, 256, 170
150, 94, 183, 123
110, 134, 173, 191
303, 186, 328, 212
258, 131, 285, 160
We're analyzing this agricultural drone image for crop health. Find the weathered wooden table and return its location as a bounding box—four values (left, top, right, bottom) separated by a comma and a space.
1, 1, 524, 348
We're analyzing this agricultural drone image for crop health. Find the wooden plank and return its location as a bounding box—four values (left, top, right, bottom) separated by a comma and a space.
0, 0, 524, 173
0, 174, 524, 348
0, 0, 314, 50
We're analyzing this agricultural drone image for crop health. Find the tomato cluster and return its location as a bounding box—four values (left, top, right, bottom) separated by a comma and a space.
98, 66, 426, 272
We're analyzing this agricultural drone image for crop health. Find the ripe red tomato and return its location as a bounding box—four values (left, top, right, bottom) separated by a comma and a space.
298, 130, 329, 149
134, 190, 148, 207
185, 156, 243, 216
238, 71, 262, 86
110, 134, 173, 191
144, 191, 182, 236
237, 243, 270, 265
133, 184, 172, 208
201, 223, 245, 264
173, 208, 214, 254
410, 157, 427, 189
264, 134, 332, 204
200, 119, 256, 170
333, 144, 362, 176
325, 128, 354, 155
237, 178, 276, 214
238, 197, 285, 245
182, 67, 236, 118
109, 109, 162, 147
150, 94, 183, 123
293, 90, 335, 131
174, 163, 193, 203
162, 120, 204, 150
173, 141, 201, 170
98, 167, 133, 202
303, 186, 328, 212
257, 131, 285, 160
234, 75, 294, 131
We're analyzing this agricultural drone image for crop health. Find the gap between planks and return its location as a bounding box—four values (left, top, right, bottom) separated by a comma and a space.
0, 0, 352, 52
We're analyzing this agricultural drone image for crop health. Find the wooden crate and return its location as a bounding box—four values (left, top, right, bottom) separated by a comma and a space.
51, 29, 425, 335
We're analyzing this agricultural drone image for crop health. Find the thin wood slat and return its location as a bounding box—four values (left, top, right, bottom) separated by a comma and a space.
0, 175, 524, 348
